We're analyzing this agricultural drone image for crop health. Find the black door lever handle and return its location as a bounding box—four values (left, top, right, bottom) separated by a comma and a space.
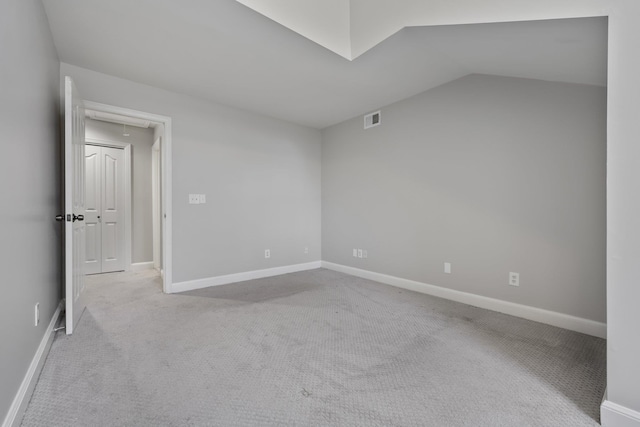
72, 214, 84, 222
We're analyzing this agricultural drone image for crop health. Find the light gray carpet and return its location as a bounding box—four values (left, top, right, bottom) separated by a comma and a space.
22, 268, 605, 426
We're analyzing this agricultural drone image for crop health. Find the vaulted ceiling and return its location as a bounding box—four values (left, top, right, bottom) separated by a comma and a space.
41, 0, 607, 128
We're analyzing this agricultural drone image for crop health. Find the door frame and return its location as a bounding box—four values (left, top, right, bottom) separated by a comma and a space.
85, 138, 132, 272
84, 101, 173, 293
152, 137, 162, 272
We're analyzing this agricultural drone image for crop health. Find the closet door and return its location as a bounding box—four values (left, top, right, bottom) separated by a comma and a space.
84, 145, 102, 274
100, 146, 126, 273
84, 145, 126, 274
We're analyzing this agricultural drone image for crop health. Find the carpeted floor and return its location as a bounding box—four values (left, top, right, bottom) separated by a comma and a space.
22, 268, 605, 426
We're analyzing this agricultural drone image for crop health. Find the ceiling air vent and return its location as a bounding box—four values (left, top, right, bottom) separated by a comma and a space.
364, 111, 381, 129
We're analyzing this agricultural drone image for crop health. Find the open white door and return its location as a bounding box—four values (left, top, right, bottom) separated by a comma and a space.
64, 76, 87, 335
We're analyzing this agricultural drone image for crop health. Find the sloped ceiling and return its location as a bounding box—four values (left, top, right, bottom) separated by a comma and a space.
235, 0, 352, 59
41, 0, 607, 129
234, 0, 609, 60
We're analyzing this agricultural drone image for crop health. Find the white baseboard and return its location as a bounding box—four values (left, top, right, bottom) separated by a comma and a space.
2, 301, 63, 427
602, 400, 640, 427
321, 261, 606, 339
171, 261, 322, 293
131, 262, 154, 271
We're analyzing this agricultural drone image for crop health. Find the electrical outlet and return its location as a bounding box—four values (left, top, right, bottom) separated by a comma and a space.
304, 247, 309, 254
362, 250, 367, 259
35, 303, 39, 326
188, 194, 200, 204
353, 249, 357, 257
199, 194, 206, 204
357, 249, 363, 258
265, 249, 271, 259
444, 262, 451, 274
509, 272, 520, 287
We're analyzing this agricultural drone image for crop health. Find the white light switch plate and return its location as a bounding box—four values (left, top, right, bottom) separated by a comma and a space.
199, 194, 206, 204
509, 272, 520, 287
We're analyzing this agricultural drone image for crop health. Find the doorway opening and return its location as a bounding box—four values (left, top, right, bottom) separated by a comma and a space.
83, 101, 172, 293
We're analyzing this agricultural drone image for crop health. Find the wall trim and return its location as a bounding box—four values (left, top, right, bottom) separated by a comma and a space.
2, 301, 63, 427
321, 261, 606, 338
170, 261, 322, 293
131, 262, 155, 271
601, 400, 640, 427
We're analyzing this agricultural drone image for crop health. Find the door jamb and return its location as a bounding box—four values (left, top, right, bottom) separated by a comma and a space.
84, 101, 173, 294
152, 137, 162, 272
85, 138, 132, 272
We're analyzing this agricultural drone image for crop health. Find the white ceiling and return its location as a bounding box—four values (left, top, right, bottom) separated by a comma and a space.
41, 0, 607, 129
235, 0, 352, 59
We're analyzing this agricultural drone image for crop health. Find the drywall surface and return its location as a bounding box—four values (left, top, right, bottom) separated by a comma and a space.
85, 119, 155, 263
606, 0, 640, 416
349, 0, 609, 58
236, 0, 351, 58
61, 63, 322, 283
0, 0, 61, 422
322, 74, 606, 323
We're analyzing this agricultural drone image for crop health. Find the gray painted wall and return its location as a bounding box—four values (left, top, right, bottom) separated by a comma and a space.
85, 119, 155, 264
322, 74, 606, 322
0, 0, 61, 421
606, 0, 640, 413
61, 63, 322, 283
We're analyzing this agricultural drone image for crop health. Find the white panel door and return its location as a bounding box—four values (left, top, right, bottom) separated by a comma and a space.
64, 76, 86, 335
84, 145, 101, 275
84, 145, 126, 274
100, 146, 126, 273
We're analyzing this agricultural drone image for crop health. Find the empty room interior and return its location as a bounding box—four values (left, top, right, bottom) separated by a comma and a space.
2, 1, 640, 426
